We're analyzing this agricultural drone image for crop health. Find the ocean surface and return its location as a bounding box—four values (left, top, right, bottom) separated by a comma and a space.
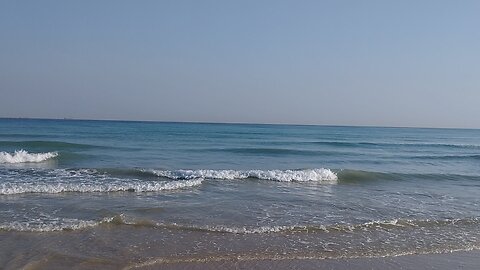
1, 118, 479, 268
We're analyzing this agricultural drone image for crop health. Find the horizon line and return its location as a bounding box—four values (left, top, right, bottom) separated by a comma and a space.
1, 117, 479, 131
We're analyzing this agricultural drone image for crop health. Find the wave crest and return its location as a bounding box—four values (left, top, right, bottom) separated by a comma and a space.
0, 178, 203, 195
149, 168, 337, 182
0, 150, 58, 163
0, 168, 203, 194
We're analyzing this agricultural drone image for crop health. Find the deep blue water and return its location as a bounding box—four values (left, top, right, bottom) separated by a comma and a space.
1, 118, 480, 262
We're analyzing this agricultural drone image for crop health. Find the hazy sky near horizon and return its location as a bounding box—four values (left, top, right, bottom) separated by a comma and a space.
1, 1, 479, 128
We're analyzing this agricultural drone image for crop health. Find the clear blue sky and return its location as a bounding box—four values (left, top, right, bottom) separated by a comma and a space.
1, 0, 479, 128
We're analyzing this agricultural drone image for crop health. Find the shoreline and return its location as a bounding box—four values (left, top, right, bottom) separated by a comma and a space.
128, 250, 480, 270
3, 225, 478, 269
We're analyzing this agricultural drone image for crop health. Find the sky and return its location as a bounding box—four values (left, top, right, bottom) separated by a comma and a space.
1, 0, 479, 128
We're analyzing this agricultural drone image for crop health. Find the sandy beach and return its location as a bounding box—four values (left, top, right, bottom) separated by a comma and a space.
136, 251, 480, 270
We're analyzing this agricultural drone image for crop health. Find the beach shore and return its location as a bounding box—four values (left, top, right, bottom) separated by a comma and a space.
2, 121, 480, 270
9, 248, 479, 269
130, 250, 480, 270
1, 217, 479, 269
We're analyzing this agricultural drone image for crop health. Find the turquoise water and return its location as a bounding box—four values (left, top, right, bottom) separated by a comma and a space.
1, 118, 480, 266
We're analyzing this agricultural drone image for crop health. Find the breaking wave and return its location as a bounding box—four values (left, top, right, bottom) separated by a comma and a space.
2, 167, 479, 195
0, 178, 203, 195
0, 167, 338, 195
0, 168, 203, 194
147, 168, 338, 182
0, 150, 58, 163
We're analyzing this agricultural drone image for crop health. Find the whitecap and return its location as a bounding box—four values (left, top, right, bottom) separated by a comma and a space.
0, 168, 203, 194
0, 150, 58, 163
149, 168, 337, 182
0, 178, 203, 195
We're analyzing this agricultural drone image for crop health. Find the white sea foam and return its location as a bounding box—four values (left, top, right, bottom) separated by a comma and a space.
149, 168, 338, 182
0, 150, 58, 163
161, 223, 318, 234
0, 178, 203, 195
0, 217, 111, 232
160, 217, 480, 235
0, 214, 144, 232
0, 167, 335, 195
0, 168, 203, 194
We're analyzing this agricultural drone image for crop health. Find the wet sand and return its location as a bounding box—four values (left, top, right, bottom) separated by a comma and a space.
8, 250, 480, 269
1, 225, 478, 269
130, 250, 480, 270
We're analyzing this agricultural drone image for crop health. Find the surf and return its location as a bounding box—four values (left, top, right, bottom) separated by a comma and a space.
0, 150, 58, 163
147, 168, 338, 182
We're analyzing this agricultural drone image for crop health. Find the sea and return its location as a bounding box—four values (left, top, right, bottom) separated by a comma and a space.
0, 118, 479, 269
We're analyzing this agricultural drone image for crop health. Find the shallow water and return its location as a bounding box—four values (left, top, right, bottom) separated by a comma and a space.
1, 119, 479, 268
